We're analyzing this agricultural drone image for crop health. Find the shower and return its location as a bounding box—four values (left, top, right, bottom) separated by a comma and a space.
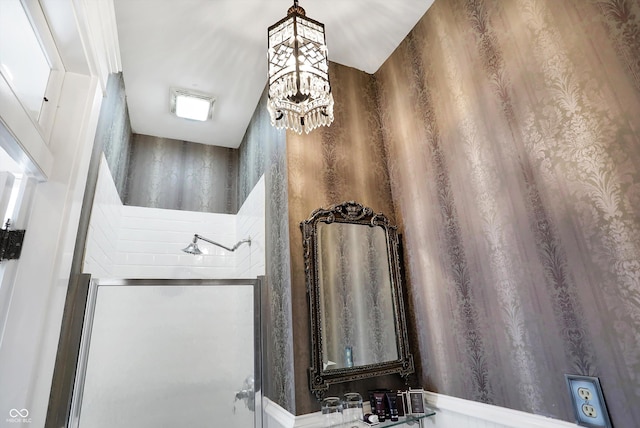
182, 234, 251, 254
69, 278, 262, 428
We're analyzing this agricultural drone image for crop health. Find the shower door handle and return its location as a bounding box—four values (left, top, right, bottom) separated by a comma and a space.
234, 375, 255, 412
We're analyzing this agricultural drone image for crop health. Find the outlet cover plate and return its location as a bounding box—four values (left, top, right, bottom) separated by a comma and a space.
565, 375, 612, 428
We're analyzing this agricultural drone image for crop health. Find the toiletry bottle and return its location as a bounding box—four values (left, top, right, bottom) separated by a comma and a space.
385, 392, 399, 421
396, 390, 406, 416
373, 391, 386, 422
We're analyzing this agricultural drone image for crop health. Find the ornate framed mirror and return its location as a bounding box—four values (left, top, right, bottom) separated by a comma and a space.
301, 201, 414, 398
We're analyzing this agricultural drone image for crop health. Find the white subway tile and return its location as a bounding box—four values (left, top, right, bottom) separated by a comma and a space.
123, 253, 157, 266
92, 170, 268, 280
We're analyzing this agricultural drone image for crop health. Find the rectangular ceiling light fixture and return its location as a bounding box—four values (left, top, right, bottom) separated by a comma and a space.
170, 88, 215, 121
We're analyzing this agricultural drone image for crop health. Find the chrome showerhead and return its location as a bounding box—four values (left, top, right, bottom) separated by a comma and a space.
182, 233, 251, 254
181, 236, 202, 255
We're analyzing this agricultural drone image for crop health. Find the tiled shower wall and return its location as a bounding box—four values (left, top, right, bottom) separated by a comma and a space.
236, 175, 266, 278
83, 157, 122, 278
84, 156, 265, 279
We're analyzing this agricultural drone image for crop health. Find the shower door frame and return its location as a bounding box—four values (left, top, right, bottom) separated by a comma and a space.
68, 277, 263, 428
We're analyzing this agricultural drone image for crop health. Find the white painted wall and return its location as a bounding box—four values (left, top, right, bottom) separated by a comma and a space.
0, 73, 104, 427
84, 158, 266, 280
0, 1, 125, 424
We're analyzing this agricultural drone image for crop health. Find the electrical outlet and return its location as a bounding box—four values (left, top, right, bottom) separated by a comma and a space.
565, 375, 612, 428
577, 387, 592, 401
582, 404, 597, 418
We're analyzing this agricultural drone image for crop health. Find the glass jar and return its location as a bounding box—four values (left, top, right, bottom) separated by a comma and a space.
342, 392, 364, 423
321, 396, 343, 427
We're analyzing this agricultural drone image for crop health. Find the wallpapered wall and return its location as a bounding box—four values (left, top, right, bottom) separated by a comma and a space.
99, 74, 239, 215
97, 73, 295, 409
286, 63, 407, 414
124, 134, 238, 213
375, 0, 640, 426
100, 73, 131, 196
236, 87, 296, 412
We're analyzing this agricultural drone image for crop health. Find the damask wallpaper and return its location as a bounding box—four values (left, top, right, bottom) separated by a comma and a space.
375, 0, 640, 426
100, 73, 132, 197
237, 87, 295, 412
286, 62, 404, 414
124, 134, 238, 214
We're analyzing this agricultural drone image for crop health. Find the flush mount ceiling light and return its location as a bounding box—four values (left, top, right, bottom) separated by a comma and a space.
267, 0, 334, 134
170, 88, 215, 121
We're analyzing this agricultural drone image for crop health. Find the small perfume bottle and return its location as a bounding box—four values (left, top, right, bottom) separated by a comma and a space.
345, 346, 353, 367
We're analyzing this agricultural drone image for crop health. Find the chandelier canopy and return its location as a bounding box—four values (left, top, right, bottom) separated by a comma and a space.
267, 0, 334, 134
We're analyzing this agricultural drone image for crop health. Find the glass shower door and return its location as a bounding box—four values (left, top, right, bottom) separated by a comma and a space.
70, 279, 261, 428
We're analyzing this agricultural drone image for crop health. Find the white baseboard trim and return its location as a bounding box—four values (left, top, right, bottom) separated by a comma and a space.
423, 392, 576, 428
263, 397, 296, 428
263, 392, 576, 428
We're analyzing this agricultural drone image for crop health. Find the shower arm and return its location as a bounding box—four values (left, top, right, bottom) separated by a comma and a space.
193, 234, 251, 252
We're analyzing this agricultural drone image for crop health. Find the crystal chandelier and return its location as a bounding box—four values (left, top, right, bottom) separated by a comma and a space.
267, 0, 334, 134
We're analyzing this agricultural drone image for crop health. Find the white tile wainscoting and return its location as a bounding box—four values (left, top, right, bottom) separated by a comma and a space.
84, 155, 266, 279
263, 393, 577, 428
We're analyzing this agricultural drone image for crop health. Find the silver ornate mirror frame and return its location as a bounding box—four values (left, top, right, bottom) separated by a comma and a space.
301, 201, 414, 398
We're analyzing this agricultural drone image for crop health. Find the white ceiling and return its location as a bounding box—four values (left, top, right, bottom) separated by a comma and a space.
113, 0, 434, 148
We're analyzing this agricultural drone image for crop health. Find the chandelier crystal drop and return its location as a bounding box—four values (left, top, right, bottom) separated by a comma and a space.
267, 0, 334, 134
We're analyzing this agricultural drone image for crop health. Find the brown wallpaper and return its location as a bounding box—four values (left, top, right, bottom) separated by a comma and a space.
124, 134, 238, 213
100, 73, 132, 198
375, 0, 640, 425
237, 86, 295, 411
287, 62, 405, 414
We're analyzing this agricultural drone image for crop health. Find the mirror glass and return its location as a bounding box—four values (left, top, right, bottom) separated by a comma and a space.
317, 222, 398, 370
302, 201, 414, 398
